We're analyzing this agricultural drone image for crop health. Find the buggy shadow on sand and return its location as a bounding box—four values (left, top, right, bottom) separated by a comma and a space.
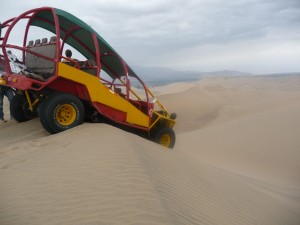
0, 7, 176, 148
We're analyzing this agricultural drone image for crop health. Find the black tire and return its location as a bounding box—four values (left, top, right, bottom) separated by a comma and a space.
153, 126, 176, 149
10, 94, 38, 122
38, 93, 85, 134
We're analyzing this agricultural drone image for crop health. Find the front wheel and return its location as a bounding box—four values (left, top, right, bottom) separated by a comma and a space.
152, 126, 176, 149
10, 94, 38, 122
38, 93, 85, 134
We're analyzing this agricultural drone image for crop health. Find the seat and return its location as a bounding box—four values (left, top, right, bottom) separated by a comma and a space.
27, 40, 34, 47
34, 39, 41, 46
50, 36, 56, 43
41, 38, 48, 45
25, 37, 57, 78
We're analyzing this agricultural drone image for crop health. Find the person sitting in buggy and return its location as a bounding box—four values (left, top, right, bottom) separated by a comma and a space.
62, 49, 78, 66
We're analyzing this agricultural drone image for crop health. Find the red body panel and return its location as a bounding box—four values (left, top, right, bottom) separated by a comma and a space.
93, 102, 127, 122
47, 78, 91, 101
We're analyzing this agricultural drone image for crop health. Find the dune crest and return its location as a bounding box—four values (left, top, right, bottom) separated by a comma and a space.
1, 124, 299, 225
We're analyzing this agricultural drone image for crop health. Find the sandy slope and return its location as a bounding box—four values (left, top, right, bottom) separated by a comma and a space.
1, 75, 300, 225
176, 103, 300, 187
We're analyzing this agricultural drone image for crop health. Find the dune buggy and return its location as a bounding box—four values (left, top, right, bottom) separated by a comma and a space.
0, 7, 176, 148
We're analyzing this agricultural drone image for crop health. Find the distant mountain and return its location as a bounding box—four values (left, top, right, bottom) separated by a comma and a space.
130, 65, 300, 87
131, 65, 200, 85
201, 70, 253, 77
131, 66, 253, 86
255, 72, 300, 77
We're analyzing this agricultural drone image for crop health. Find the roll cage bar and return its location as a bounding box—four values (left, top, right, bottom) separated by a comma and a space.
0, 7, 169, 115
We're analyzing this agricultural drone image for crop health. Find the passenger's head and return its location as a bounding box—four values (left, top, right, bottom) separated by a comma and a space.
65, 49, 72, 58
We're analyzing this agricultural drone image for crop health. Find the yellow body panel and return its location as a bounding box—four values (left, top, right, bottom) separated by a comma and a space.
0, 78, 7, 85
57, 62, 149, 127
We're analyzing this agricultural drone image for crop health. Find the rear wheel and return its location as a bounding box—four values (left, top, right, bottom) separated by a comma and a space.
153, 126, 176, 149
10, 94, 38, 122
39, 93, 85, 134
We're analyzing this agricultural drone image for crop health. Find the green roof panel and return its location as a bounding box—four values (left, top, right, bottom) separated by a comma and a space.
29, 7, 134, 79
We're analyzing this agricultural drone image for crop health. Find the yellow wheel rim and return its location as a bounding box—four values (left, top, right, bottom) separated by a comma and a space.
55, 104, 77, 126
159, 134, 172, 147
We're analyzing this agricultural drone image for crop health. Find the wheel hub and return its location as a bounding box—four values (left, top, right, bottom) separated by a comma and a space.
159, 134, 171, 147
56, 104, 76, 126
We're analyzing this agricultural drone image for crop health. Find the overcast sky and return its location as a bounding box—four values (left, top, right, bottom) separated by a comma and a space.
1, 0, 300, 74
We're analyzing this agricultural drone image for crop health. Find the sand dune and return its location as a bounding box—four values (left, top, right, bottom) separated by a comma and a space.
176, 103, 300, 186
162, 76, 300, 133
0, 119, 49, 148
1, 75, 300, 224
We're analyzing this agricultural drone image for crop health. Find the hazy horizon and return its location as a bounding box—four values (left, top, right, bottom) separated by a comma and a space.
130, 65, 300, 87
1, 0, 299, 74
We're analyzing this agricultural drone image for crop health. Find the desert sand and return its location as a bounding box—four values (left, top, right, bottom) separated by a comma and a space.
0, 75, 300, 225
